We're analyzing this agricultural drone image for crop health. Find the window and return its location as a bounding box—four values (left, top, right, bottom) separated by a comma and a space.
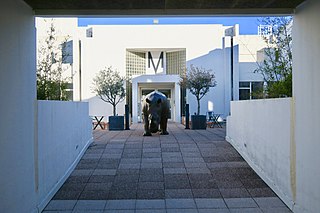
239, 81, 264, 100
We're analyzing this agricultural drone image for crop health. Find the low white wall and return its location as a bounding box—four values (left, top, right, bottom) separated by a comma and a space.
226, 98, 294, 209
37, 101, 92, 211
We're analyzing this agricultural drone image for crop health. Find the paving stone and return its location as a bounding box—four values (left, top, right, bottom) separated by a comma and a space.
44, 200, 77, 211
108, 190, 137, 199
189, 179, 218, 189
166, 209, 198, 213
70, 169, 94, 176
104, 210, 135, 213
79, 190, 109, 200
254, 197, 287, 208
142, 152, 162, 158
229, 208, 263, 213
93, 169, 117, 176
135, 210, 166, 213
166, 199, 197, 209
224, 198, 258, 208
141, 162, 163, 168
247, 188, 277, 197
137, 189, 165, 199
162, 152, 182, 158
105, 200, 136, 209
65, 176, 90, 184
192, 189, 222, 198
74, 200, 106, 210
220, 188, 251, 198
260, 207, 292, 212
164, 167, 187, 174
163, 162, 185, 168
84, 183, 112, 191
198, 209, 230, 213
88, 175, 115, 183
60, 183, 86, 191
187, 167, 211, 174
53, 190, 82, 200
136, 199, 165, 209
165, 189, 193, 198
194, 198, 227, 209
240, 178, 268, 188
101, 153, 122, 159
217, 180, 244, 189
138, 182, 164, 190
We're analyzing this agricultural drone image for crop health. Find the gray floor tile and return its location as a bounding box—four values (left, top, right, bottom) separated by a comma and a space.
195, 198, 227, 209
224, 198, 258, 208
104, 210, 135, 213
166, 199, 197, 209
136, 199, 165, 209
136, 210, 166, 213
165, 189, 193, 198
167, 209, 198, 213
45, 200, 77, 211
105, 200, 136, 210
254, 197, 287, 208
229, 208, 263, 213
74, 200, 106, 210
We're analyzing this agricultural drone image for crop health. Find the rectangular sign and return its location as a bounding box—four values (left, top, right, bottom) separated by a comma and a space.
146, 51, 166, 75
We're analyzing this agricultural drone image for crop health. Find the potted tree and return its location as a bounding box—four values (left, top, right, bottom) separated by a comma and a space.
180, 65, 217, 129
92, 66, 126, 130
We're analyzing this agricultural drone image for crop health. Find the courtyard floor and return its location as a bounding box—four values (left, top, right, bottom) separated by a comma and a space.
43, 122, 291, 213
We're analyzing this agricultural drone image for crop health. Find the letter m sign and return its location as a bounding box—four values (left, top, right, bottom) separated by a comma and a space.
148, 51, 164, 74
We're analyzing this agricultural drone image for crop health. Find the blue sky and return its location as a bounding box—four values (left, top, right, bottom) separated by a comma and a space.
78, 17, 263, 35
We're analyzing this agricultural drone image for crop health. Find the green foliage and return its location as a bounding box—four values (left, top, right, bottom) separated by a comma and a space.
92, 67, 126, 116
37, 20, 70, 100
180, 65, 217, 115
255, 17, 293, 98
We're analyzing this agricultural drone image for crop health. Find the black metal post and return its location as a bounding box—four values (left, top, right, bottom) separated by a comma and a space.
231, 36, 234, 101
125, 104, 130, 130
185, 104, 190, 129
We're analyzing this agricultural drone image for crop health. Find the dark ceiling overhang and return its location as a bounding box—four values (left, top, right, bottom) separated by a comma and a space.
23, 0, 307, 16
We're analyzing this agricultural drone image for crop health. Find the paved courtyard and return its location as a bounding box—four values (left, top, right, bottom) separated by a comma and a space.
43, 122, 291, 212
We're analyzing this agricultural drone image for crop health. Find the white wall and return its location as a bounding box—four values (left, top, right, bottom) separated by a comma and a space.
80, 24, 228, 118
293, 0, 320, 212
37, 101, 92, 211
226, 98, 294, 209
0, 1, 37, 213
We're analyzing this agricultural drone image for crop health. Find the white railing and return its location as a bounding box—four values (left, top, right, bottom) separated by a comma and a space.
36, 100, 92, 211
226, 98, 294, 209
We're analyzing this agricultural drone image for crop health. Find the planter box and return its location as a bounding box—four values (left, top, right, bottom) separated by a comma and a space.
191, 115, 207, 130
108, 116, 124, 131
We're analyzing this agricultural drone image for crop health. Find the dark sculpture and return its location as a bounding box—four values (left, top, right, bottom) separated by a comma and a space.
142, 91, 170, 136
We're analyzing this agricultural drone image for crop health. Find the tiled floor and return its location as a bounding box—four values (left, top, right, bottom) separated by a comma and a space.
43, 122, 292, 212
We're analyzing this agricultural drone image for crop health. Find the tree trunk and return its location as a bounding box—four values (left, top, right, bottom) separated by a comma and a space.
197, 98, 200, 115
113, 104, 116, 116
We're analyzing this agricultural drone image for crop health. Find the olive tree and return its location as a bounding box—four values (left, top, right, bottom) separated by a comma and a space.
255, 16, 293, 98
37, 19, 70, 100
92, 67, 126, 116
180, 65, 217, 115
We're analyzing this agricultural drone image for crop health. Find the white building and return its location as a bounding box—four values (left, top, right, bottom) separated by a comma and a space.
77, 22, 268, 123
36, 18, 267, 123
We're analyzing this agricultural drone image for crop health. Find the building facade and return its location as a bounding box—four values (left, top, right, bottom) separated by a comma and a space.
37, 18, 268, 123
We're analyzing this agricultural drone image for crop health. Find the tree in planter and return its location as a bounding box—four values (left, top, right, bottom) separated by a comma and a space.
37, 19, 70, 100
255, 16, 293, 98
92, 67, 126, 116
180, 65, 217, 115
